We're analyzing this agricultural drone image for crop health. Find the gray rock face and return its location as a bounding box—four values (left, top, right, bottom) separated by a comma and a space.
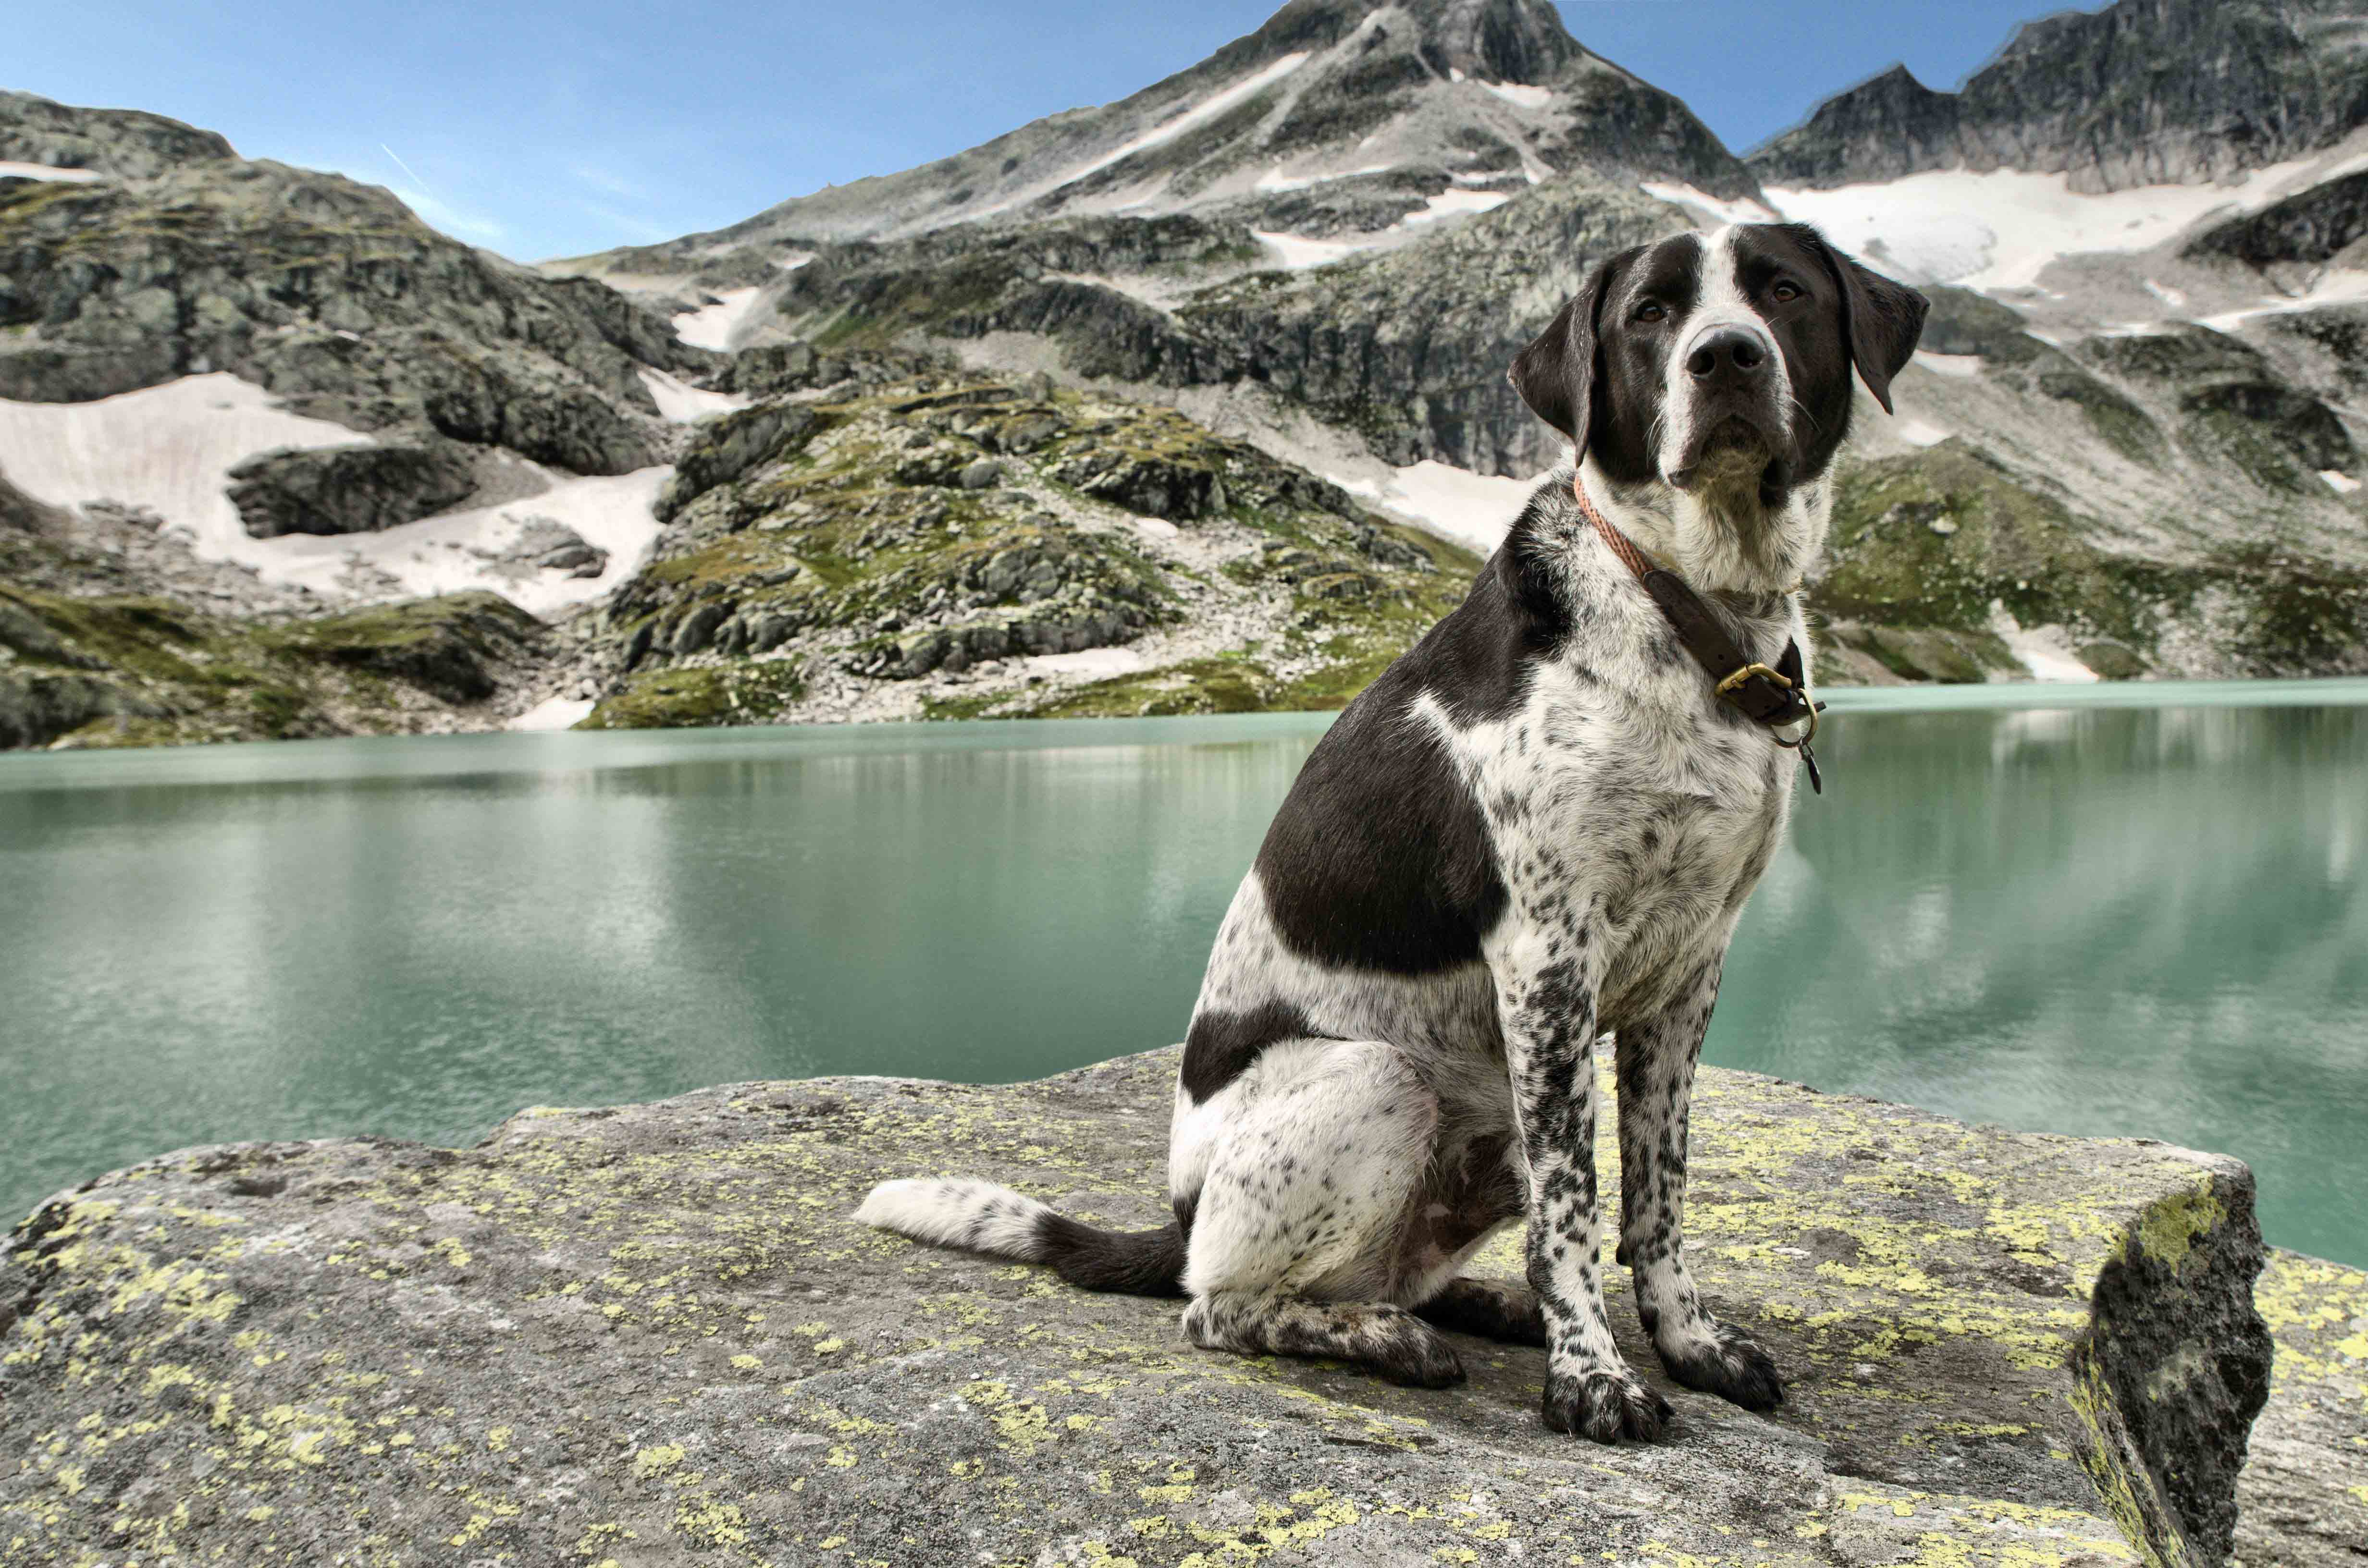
0, 89, 234, 178
1750, 0, 2368, 193
225, 441, 478, 538
654, 401, 824, 520
2187, 169, 2368, 266
0, 1047, 2347, 1567
0, 152, 710, 476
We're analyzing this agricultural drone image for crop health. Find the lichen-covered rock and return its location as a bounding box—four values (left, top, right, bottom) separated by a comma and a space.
1, 1047, 2341, 1567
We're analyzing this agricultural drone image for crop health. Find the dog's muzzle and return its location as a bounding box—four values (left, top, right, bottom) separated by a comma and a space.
1666, 324, 1793, 495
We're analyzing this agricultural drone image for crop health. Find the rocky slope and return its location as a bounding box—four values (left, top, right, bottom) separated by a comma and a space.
1748, 0, 2368, 193
577, 354, 1478, 728
4, 1047, 2357, 1566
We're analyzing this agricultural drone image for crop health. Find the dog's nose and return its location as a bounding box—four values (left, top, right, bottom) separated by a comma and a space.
1685, 328, 1769, 381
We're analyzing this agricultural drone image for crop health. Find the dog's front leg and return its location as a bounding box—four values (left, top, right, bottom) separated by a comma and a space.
1495, 934, 1673, 1444
1615, 957, 1785, 1412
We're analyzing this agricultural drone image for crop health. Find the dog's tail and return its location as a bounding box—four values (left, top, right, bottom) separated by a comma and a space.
854, 1178, 1186, 1297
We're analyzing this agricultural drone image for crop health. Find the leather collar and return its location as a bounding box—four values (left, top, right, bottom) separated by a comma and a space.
1571, 474, 1826, 794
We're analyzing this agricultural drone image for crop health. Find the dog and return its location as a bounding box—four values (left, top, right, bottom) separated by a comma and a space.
859, 221, 1927, 1444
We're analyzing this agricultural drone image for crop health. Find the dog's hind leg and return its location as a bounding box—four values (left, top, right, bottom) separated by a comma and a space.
1615, 956, 1785, 1412
1414, 1278, 1547, 1346
1178, 1039, 1466, 1388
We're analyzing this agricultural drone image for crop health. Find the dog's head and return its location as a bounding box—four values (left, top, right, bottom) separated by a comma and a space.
1510, 222, 1927, 590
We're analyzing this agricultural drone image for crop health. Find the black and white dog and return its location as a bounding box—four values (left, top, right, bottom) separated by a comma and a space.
860, 222, 1927, 1444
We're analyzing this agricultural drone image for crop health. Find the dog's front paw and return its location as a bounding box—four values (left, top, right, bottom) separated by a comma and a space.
1540, 1365, 1672, 1444
1379, 1333, 1469, 1389
1658, 1322, 1785, 1412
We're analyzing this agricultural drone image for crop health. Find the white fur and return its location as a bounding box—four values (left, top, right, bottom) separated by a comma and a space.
853, 1178, 1051, 1258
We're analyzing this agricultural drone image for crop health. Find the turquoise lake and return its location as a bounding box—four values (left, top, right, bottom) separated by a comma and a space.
3, 679, 2365, 1267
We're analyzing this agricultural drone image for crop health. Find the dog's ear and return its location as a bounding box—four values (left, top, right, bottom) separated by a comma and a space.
1792, 224, 1927, 415
1508, 252, 1624, 452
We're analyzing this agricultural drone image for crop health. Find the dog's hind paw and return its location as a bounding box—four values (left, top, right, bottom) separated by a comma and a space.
1659, 1322, 1785, 1412
1540, 1366, 1673, 1444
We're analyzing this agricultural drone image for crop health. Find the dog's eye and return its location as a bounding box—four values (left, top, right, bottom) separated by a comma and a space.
1634, 301, 1666, 323
1771, 280, 1803, 304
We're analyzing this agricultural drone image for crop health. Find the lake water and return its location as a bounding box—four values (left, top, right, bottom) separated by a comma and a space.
4, 680, 2365, 1268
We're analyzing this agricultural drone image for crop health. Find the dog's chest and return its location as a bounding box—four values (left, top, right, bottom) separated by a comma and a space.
1470, 662, 1791, 1017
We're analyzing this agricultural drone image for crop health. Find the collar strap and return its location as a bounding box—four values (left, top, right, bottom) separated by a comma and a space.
1571, 474, 1825, 791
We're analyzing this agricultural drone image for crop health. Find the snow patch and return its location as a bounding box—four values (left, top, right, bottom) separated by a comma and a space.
0, 372, 667, 614
1989, 603, 2100, 684
1132, 516, 1181, 541
1027, 646, 1147, 678
506, 697, 596, 732
332, 468, 670, 617
2321, 469, 2361, 494
1056, 53, 1311, 194
1478, 82, 1554, 110
1766, 163, 2323, 291
1640, 182, 1780, 226
640, 368, 750, 423
0, 161, 104, 184
1336, 460, 1535, 556
1254, 230, 1385, 270
1255, 162, 1394, 194
1895, 418, 1952, 448
1402, 187, 1511, 226
1913, 352, 1983, 379
2144, 278, 2189, 308
2196, 270, 2368, 331
0, 374, 373, 561
672, 286, 764, 351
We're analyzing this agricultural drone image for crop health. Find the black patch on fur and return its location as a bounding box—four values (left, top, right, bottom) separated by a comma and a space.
1252, 535, 1568, 976
1035, 1214, 1187, 1297
1416, 1278, 1548, 1346
1182, 1001, 1322, 1102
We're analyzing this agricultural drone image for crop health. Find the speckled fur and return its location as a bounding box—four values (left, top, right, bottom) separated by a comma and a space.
857, 223, 1927, 1445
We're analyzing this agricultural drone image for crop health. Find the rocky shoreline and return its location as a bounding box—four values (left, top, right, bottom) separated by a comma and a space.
2, 1047, 2358, 1566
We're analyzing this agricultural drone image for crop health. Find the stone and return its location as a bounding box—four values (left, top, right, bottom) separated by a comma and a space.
224, 442, 477, 539
0, 1046, 2344, 1568
958, 457, 1003, 490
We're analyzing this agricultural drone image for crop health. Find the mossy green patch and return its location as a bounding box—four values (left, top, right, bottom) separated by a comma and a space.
581, 660, 805, 730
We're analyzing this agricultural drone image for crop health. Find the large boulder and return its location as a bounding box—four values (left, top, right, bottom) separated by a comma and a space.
1, 1047, 2346, 1566
225, 442, 477, 539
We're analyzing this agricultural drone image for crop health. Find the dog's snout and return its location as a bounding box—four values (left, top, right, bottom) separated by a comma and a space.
1685, 327, 1768, 382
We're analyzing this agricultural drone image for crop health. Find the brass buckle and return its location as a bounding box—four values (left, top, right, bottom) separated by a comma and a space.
1714, 662, 1793, 697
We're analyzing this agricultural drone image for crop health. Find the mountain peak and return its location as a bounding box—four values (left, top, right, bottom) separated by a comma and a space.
1751, 0, 2368, 193
602, 0, 1747, 260
1243, 0, 1583, 85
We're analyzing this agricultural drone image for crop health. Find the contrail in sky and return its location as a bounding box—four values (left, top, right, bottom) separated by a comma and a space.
380, 144, 429, 191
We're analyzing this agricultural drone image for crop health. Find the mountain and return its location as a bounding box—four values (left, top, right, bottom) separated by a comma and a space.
7, 0, 2368, 751
572, 0, 1747, 266
1749, 0, 2368, 192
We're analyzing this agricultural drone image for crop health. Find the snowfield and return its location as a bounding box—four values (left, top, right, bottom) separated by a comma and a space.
0, 373, 668, 616
640, 367, 750, 422
1335, 459, 1537, 556
1764, 158, 2328, 291
672, 286, 765, 351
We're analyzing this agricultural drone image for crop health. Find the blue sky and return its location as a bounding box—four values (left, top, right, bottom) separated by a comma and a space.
15, 0, 2095, 262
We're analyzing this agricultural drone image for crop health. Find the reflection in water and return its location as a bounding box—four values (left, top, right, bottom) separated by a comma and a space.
1, 698, 2362, 1266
